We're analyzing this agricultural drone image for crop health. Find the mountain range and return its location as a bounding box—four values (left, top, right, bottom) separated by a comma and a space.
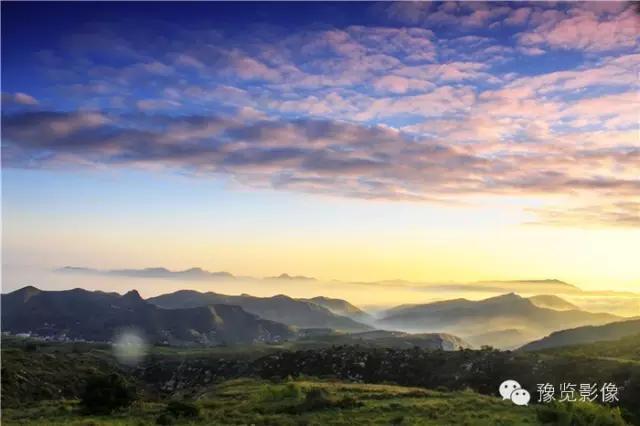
299, 296, 374, 324
3, 284, 634, 351
147, 290, 372, 332
377, 293, 621, 345
1, 286, 293, 346
527, 294, 580, 311
519, 318, 640, 351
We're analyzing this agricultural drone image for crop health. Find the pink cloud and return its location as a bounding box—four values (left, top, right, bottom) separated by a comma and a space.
560, 91, 638, 123
519, 4, 639, 51
504, 7, 531, 26
228, 53, 282, 82
517, 46, 545, 56
2, 92, 39, 106
136, 98, 181, 111
373, 75, 433, 94
397, 61, 490, 82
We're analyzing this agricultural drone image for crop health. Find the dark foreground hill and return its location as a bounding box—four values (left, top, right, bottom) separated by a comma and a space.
148, 290, 371, 332
1, 286, 293, 345
519, 319, 640, 351
2, 336, 638, 424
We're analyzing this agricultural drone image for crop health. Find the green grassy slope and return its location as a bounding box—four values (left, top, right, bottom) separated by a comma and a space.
2, 378, 539, 425
2, 336, 636, 425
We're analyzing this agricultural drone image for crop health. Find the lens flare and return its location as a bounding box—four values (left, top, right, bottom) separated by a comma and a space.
112, 329, 148, 366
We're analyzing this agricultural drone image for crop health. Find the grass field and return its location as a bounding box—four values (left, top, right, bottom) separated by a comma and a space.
2, 336, 636, 425
2, 378, 539, 425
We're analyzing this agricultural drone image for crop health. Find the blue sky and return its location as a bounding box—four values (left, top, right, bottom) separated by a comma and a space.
1, 2, 639, 295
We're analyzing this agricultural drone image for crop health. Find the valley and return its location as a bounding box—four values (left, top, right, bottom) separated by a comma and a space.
2, 284, 639, 425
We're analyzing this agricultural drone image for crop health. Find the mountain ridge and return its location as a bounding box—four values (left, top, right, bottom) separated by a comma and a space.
378, 293, 621, 344
1, 286, 294, 346
299, 296, 374, 323
527, 294, 580, 311
519, 318, 640, 351
148, 289, 372, 332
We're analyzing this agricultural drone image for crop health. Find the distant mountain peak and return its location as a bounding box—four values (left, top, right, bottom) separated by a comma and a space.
528, 295, 579, 311
299, 296, 371, 322
14, 285, 41, 293
9, 285, 42, 302
268, 273, 316, 281
273, 293, 294, 300
483, 292, 525, 303
123, 289, 143, 301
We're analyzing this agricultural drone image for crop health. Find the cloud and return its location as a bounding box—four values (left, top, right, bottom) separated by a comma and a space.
380, 1, 433, 26
518, 4, 639, 52
517, 46, 545, 56
381, 2, 511, 28
136, 98, 181, 111
373, 75, 433, 94
504, 7, 532, 26
395, 61, 491, 82
528, 201, 640, 228
227, 50, 282, 82
2, 92, 39, 106
2, 5, 638, 227
358, 85, 476, 120
3, 111, 639, 223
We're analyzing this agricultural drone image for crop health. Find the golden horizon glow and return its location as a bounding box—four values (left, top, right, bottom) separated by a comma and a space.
2, 2, 639, 309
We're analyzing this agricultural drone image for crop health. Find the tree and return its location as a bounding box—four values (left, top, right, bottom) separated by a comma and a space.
80, 374, 136, 414
165, 400, 200, 418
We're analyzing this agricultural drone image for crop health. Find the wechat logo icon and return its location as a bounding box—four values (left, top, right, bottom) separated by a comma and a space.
500, 379, 531, 406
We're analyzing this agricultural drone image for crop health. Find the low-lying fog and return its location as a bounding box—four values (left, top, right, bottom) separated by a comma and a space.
4, 264, 638, 318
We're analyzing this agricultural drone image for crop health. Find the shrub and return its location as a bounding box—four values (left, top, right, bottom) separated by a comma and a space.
390, 415, 405, 425
296, 388, 362, 412
301, 388, 333, 410
80, 374, 136, 414
260, 382, 303, 401
536, 401, 627, 426
334, 395, 362, 409
165, 400, 200, 418
155, 413, 175, 425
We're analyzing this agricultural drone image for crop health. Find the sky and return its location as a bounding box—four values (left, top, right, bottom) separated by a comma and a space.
1, 2, 639, 299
